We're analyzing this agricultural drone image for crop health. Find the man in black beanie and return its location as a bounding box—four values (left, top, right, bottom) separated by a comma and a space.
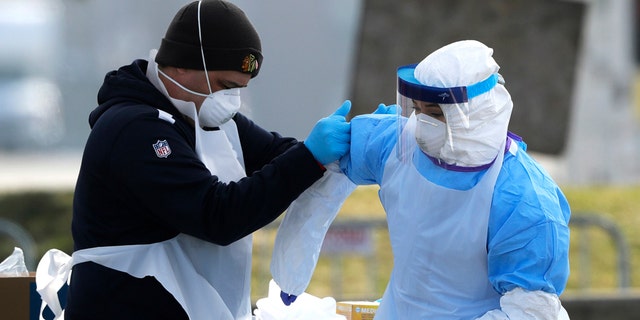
155, 0, 263, 78
38, 1, 352, 319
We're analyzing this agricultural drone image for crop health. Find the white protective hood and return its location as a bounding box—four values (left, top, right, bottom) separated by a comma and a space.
404, 40, 514, 167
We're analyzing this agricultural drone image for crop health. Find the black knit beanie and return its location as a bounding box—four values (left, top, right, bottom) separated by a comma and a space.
155, 0, 262, 77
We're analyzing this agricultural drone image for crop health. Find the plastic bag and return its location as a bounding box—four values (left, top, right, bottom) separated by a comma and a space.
253, 279, 346, 320
270, 162, 356, 296
0, 247, 30, 276
36, 248, 72, 320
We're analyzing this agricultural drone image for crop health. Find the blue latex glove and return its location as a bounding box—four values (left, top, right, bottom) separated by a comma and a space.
280, 291, 298, 306
304, 100, 351, 165
373, 103, 398, 115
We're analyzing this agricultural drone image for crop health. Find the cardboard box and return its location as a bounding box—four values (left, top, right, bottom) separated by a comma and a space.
0, 272, 41, 320
336, 301, 379, 320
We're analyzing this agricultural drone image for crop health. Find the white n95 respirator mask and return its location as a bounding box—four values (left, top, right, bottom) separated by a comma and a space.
415, 113, 447, 159
157, 68, 241, 128
196, 88, 241, 128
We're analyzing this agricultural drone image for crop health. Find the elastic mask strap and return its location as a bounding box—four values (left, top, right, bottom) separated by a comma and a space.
197, 1, 213, 95
158, 69, 209, 97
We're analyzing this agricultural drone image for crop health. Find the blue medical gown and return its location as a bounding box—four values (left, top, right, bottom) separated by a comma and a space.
339, 114, 571, 295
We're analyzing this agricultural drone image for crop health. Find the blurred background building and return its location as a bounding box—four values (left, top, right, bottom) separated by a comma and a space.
0, 0, 64, 150
0, 0, 638, 190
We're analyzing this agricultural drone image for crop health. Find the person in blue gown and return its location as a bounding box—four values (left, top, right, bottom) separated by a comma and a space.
272, 40, 571, 320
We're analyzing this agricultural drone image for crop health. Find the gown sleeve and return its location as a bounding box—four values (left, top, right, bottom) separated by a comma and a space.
339, 114, 398, 185
271, 114, 398, 296
487, 141, 571, 295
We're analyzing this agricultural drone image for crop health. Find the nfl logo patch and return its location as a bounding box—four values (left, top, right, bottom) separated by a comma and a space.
153, 140, 171, 158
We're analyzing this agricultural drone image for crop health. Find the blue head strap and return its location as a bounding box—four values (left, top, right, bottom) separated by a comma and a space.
397, 64, 499, 104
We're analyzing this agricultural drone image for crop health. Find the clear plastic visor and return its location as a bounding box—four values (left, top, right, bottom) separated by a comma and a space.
396, 64, 499, 162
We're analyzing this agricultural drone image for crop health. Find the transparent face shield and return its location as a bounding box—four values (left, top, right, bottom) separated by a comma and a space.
396, 64, 500, 163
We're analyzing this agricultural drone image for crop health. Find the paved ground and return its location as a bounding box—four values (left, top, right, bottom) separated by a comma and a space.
0, 150, 81, 193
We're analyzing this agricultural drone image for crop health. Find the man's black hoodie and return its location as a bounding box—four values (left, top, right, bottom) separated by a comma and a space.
65, 60, 324, 319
